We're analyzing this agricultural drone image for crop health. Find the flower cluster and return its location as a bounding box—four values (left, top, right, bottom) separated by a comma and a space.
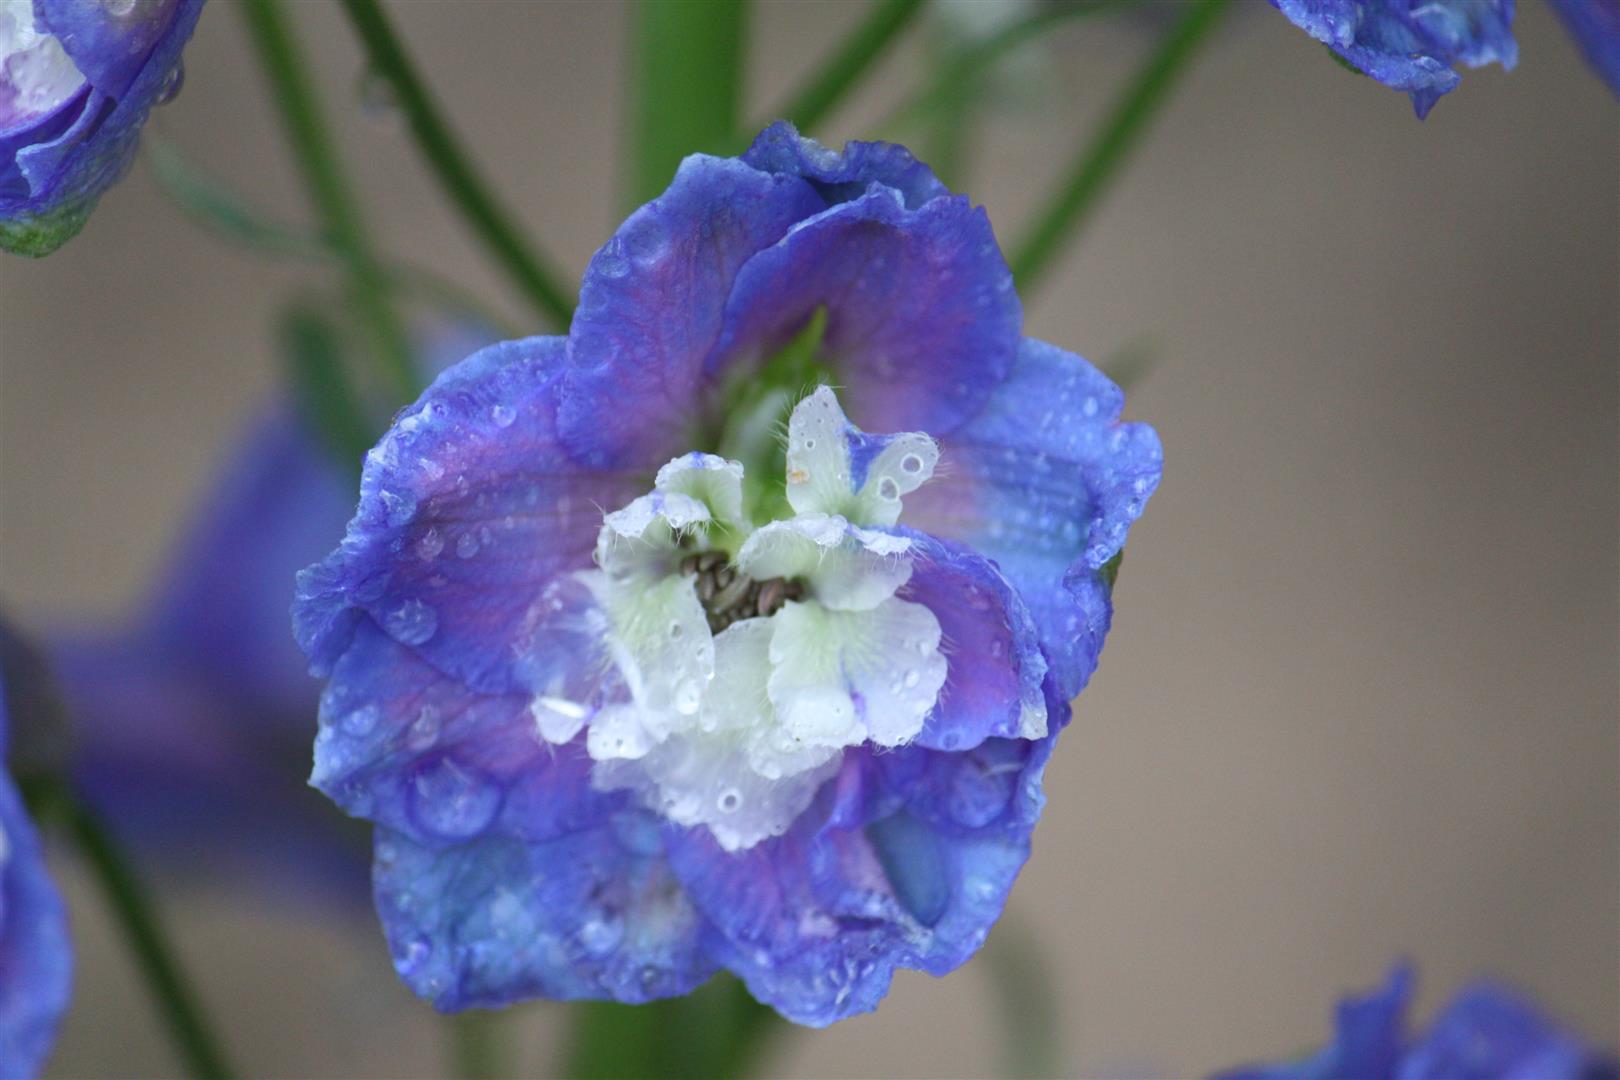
1212, 963, 1618, 1080
294, 122, 1162, 1025
1, 0, 204, 255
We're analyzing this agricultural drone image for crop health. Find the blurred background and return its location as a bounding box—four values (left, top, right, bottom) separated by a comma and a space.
1, 1, 1615, 1077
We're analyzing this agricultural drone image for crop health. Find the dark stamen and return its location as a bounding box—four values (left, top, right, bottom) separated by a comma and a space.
680, 550, 804, 633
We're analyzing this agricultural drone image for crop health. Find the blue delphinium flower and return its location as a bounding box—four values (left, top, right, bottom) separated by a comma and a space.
50, 320, 492, 905
1212, 963, 1618, 1080
294, 122, 1161, 1026
0, 647, 74, 1079
1, 0, 204, 256
1270, 0, 1517, 117
1548, 0, 1620, 97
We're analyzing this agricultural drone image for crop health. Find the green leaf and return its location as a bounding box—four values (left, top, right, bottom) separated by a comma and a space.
627, 0, 750, 209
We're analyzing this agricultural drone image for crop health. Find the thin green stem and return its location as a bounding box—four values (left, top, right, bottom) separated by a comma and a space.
338, 0, 575, 329
761, 0, 924, 138
239, 0, 418, 401
1009, 0, 1229, 292
628, 0, 749, 209
144, 135, 522, 338
876, 1, 1127, 135
21, 777, 233, 1080
447, 1011, 507, 1080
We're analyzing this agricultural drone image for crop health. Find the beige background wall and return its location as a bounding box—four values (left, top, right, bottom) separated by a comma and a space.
2, 1, 1615, 1077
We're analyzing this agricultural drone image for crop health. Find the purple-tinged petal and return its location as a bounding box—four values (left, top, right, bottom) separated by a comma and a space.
35, 0, 181, 101
372, 815, 716, 1011
294, 336, 640, 697
0, 659, 73, 1080
891, 529, 1049, 752
559, 156, 825, 469
710, 187, 1021, 439
741, 120, 949, 211
311, 619, 619, 847
906, 337, 1162, 698
1549, 0, 1620, 98
664, 705, 1060, 1027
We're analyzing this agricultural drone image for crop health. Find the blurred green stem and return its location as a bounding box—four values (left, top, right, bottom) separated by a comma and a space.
338, 0, 575, 329
562, 976, 781, 1080
1009, 0, 1229, 292
448, 1011, 508, 1080
628, 0, 749, 209
239, 0, 418, 401
877, 1, 1127, 135
21, 776, 234, 1080
762, 0, 924, 137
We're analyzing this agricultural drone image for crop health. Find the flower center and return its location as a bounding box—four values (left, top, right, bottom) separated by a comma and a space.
679, 549, 805, 633
531, 387, 948, 852
0, 2, 86, 133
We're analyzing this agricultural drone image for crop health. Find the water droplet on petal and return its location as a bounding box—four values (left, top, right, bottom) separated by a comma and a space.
490, 404, 516, 427
384, 598, 438, 645
455, 533, 480, 559
410, 758, 502, 838
579, 911, 625, 956
156, 60, 184, 105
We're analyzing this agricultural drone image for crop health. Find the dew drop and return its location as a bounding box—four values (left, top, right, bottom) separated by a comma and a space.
579, 911, 625, 956
455, 533, 480, 558
155, 60, 184, 105
490, 404, 516, 428
356, 66, 403, 129
341, 705, 380, 737
903, 670, 920, 689
416, 527, 444, 560
410, 758, 502, 838
878, 477, 900, 500
384, 598, 438, 646
717, 789, 742, 813
673, 679, 701, 715
901, 453, 924, 474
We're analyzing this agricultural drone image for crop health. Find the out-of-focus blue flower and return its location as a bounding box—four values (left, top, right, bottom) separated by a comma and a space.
0, 0, 204, 256
1212, 963, 1618, 1080
293, 122, 1162, 1026
1548, 0, 1620, 97
0, 644, 73, 1079
51, 320, 492, 906
1270, 0, 1517, 117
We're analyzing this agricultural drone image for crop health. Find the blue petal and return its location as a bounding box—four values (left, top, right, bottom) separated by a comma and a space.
710, 185, 1021, 440
1210, 963, 1410, 1080
906, 337, 1162, 698
559, 155, 825, 469
1270, 0, 1516, 118
1548, 0, 1620, 98
0, 684, 73, 1079
372, 816, 716, 1011
311, 619, 618, 847
1400, 980, 1616, 1080
664, 703, 1060, 1027
741, 120, 949, 211
36, 0, 186, 100
295, 336, 641, 697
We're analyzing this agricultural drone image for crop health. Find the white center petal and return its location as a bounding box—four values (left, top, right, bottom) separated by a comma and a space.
538, 387, 954, 852
0, 0, 86, 132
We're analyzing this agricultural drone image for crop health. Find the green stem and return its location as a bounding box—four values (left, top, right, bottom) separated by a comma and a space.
337, 0, 575, 329
628, 0, 749, 209
21, 777, 233, 1080
239, 0, 418, 401
762, 0, 924, 137
447, 1011, 507, 1080
876, 1, 1127, 135
1008, 0, 1229, 292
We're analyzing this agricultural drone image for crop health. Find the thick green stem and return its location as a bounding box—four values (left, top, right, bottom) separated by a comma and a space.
628, 0, 749, 209
21, 777, 234, 1080
338, 0, 575, 329
239, 0, 418, 401
447, 1011, 507, 1080
762, 0, 925, 137
1009, 0, 1229, 292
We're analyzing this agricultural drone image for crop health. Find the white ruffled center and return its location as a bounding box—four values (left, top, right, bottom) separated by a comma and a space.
0, 1, 85, 132
535, 388, 949, 851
